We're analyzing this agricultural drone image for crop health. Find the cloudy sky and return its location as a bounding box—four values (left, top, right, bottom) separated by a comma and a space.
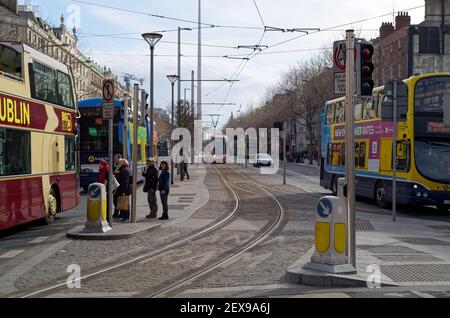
29, 0, 426, 127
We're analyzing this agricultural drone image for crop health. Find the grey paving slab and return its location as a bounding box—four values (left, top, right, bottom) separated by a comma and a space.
66, 165, 209, 240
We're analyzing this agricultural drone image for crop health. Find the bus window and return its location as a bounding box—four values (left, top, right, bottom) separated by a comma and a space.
31, 61, 58, 104
326, 103, 335, 125
332, 143, 341, 166
0, 128, 31, 176
0, 44, 22, 80
363, 97, 376, 120
327, 143, 332, 165
57, 71, 75, 108
359, 142, 367, 168
65, 136, 76, 171
395, 140, 410, 172
335, 102, 345, 124
355, 102, 363, 121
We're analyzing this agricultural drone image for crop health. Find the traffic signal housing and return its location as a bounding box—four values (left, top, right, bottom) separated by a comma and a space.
356, 40, 375, 97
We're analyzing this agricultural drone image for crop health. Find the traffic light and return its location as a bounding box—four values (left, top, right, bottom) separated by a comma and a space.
356, 40, 375, 97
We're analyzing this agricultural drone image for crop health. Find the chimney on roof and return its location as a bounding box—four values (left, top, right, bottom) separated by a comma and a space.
396, 11, 411, 30
380, 22, 395, 39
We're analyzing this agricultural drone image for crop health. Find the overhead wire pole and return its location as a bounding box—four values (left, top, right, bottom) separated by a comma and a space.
197, 0, 202, 121
191, 70, 195, 164
345, 30, 356, 268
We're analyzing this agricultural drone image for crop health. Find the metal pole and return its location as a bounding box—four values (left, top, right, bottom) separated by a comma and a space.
178, 27, 182, 123
141, 90, 148, 157
283, 121, 287, 185
392, 80, 398, 222
197, 0, 202, 121
345, 30, 356, 268
123, 96, 129, 160
131, 84, 139, 223
108, 115, 113, 227
191, 70, 195, 164
150, 45, 155, 158
171, 82, 175, 185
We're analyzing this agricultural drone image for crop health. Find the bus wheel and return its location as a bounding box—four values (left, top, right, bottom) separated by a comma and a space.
375, 182, 388, 208
437, 205, 450, 213
331, 176, 338, 196
44, 189, 58, 225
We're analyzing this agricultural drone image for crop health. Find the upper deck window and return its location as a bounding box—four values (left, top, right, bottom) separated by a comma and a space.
0, 44, 23, 81
30, 60, 75, 108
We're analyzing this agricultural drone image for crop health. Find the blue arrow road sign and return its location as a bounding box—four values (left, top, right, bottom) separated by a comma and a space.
317, 197, 332, 218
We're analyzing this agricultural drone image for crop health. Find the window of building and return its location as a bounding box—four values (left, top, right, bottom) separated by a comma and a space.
0, 128, 31, 176
0, 43, 23, 80
419, 27, 440, 54
65, 136, 76, 171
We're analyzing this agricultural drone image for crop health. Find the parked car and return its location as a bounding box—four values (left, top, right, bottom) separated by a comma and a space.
253, 153, 273, 167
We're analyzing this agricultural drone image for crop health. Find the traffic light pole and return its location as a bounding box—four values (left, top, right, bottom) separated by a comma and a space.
345, 30, 356, 268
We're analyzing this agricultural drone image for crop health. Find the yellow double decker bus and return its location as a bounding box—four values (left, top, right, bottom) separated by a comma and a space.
0, 42, 79, 231
320, 73, 450, 213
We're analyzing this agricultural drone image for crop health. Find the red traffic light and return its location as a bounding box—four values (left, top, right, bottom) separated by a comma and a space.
361, 46, 373, 60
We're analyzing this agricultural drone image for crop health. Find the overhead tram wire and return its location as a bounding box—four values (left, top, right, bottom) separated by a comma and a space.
264, 1, 435, 51
71, 0, 263, 30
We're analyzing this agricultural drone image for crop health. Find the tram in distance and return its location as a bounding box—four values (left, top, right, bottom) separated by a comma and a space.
0, 41, 79, 231
78, 98, 156, 192
320, 73, 450, 213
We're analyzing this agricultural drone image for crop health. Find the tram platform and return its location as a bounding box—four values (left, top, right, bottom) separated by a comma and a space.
66, 164, 209, 240
287, 209, 450, 288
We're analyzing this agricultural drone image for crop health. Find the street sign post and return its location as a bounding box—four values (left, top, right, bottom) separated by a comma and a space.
333, 41, 346, 95
102, 80, 115, 227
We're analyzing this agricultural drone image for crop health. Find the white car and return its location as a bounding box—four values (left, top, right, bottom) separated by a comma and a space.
253, 153, 273, 167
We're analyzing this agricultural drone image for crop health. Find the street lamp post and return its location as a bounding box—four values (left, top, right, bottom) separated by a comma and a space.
167, 75, 179, 185
142, 33, 163, 158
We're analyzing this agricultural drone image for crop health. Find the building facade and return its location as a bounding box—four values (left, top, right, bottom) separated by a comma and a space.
373, 0, 450, 86
0, 0, 131, 100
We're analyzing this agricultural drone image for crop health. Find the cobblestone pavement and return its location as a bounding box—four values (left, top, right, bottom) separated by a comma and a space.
2, 167, 234, 297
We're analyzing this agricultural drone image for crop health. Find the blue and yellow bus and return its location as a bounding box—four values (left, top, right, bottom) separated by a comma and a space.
78, 98, 154, 192
320, 73, 450, 212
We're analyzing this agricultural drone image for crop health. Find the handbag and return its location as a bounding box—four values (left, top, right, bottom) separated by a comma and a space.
105, 177, 120, 192
143, 183, 149, 193
116, 195, 130, 211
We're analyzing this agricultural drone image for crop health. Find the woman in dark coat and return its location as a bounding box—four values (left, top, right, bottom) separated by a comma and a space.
116, 159, 131, 221
158, 161, 171, 220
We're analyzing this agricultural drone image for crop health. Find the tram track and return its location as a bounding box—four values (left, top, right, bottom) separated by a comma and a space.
19, 165, 285, 298
146, 166, 285, 298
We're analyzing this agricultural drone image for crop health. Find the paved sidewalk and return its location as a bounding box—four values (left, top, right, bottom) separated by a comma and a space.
67, 164, 209, 240
287, 209, 450, 288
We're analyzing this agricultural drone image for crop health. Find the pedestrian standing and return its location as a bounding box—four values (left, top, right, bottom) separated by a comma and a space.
183, 152, 190, 180
116, 159, 131, 222
158, 161, 171, 220
143, 157, 159, 219
112, 154, 122, 218
98, 160, 109, 186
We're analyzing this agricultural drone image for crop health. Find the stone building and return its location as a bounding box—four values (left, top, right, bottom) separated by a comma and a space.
0, 0, 131, 100
373, 0, 450, 85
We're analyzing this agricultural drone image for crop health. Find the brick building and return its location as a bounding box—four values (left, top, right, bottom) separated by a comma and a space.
373, 0, 450, 86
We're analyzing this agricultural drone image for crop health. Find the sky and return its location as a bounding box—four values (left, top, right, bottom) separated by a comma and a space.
26, 0, 426, 127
